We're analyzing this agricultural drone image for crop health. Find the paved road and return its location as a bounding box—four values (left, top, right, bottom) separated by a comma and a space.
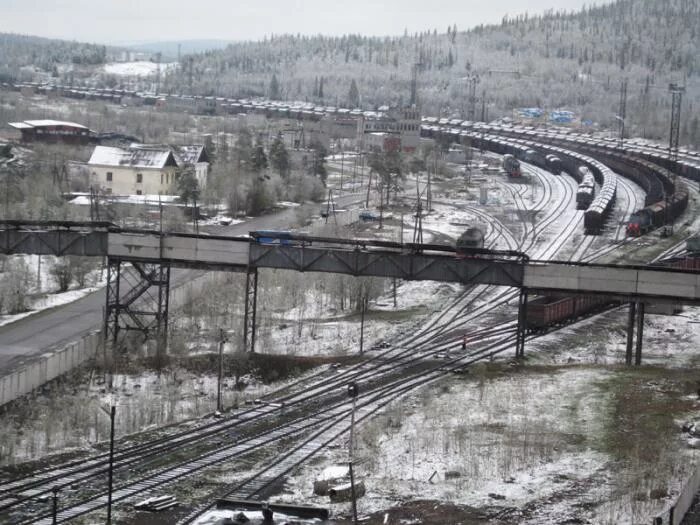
0, 194, 363, 373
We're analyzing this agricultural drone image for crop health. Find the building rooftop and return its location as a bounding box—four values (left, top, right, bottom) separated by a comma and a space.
88, 145, 178, 169
175, 145, 208, 165
8, 120, 89, 130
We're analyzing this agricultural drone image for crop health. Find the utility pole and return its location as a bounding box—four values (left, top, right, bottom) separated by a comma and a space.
324, 188, 336, 225
413, 197, 424, 247
359, 295, 366, 355
347, 383, 359, 525
618, 78, 628, 148
217, 328, 227, 413
339, 144, 344, 191
51, 487, 59, 525
99, 404, 116, 525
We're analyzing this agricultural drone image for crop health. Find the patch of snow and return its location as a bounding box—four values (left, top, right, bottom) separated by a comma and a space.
103, 61, 177, 77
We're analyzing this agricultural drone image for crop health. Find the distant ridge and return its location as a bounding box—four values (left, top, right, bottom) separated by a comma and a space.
125, 40, 234, 58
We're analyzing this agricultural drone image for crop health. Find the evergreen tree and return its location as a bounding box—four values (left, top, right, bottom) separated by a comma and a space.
309, 141, 327, 184
269, 73, 280, 99
348, 79, 360, 108
269, 133, 290, 179
177, 169, 201, 225
235, 128, 253, 165
318, 76, 324, 100
250, 136, 268, 173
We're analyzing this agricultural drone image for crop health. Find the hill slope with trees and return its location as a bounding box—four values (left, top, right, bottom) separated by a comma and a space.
0, 33, 115, 82
162, 0, 699, 146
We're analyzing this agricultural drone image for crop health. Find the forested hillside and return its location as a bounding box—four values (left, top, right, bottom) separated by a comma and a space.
0, 33, 110, 82
162, 0, 699, 145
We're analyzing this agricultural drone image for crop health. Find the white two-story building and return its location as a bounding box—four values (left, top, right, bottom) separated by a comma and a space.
88, 144, 209, 196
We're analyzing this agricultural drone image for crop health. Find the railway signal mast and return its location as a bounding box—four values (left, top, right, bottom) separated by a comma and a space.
617, 78, 627, 148
466, 73, 480, 121
668, 83, 684, 162
666, 83, 685, 235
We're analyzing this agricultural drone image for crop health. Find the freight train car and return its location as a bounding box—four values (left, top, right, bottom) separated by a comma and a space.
526, 294, 615, 331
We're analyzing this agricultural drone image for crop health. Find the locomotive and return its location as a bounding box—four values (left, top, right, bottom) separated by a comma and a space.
576, 167, 596, 210
688, 235, 700, 255
626, 183, 688, 237
502, 154, 521, 177
455, 227, 485, 257
545, 154, 563, 174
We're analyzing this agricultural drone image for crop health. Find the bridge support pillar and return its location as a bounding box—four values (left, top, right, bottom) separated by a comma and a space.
624, 301, 645, 366
243, 267, 258, 353
515, 289, 528, 358
104, 258, 171, 351
635, 302, 645, 366
625, 302, 636, 365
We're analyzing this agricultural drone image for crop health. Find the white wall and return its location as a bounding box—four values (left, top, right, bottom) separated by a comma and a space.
90, 165, 178, 195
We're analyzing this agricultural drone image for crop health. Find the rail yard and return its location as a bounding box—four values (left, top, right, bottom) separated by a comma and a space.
1, 81, 700, 525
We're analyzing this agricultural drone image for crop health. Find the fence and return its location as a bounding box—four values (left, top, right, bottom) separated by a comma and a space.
0, 272, 222, 407
654, 466, 700, 524
0, 331, 102, 407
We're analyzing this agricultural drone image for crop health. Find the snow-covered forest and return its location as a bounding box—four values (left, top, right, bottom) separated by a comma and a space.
155, 0, 698, 146
1, 1, 698, 145
0, 33, 112, 78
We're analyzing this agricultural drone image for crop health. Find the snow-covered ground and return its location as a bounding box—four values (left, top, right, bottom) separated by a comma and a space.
103, 61, 177, 77
0, 254, 106, 327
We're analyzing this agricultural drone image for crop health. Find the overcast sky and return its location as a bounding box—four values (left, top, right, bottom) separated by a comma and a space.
0, 0, 597, 44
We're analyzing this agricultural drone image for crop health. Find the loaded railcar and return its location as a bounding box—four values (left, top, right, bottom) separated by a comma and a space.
545, 155, 563, 174
526, 294, 615, 331
523, 149, 547, 169
526, 296, 576, 329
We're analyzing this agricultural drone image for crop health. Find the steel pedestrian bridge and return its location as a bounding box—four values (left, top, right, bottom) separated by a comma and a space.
2, 222, 699, 303
1, 221, 698, 360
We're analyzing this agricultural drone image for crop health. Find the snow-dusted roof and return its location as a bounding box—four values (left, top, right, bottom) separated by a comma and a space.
8, 120, 89, 130
88, 145, 177, 169
128, 143, 208, 167
175, 145, 208, 165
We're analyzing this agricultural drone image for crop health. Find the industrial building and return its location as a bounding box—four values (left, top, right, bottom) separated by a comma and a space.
7, 120, 96, 145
